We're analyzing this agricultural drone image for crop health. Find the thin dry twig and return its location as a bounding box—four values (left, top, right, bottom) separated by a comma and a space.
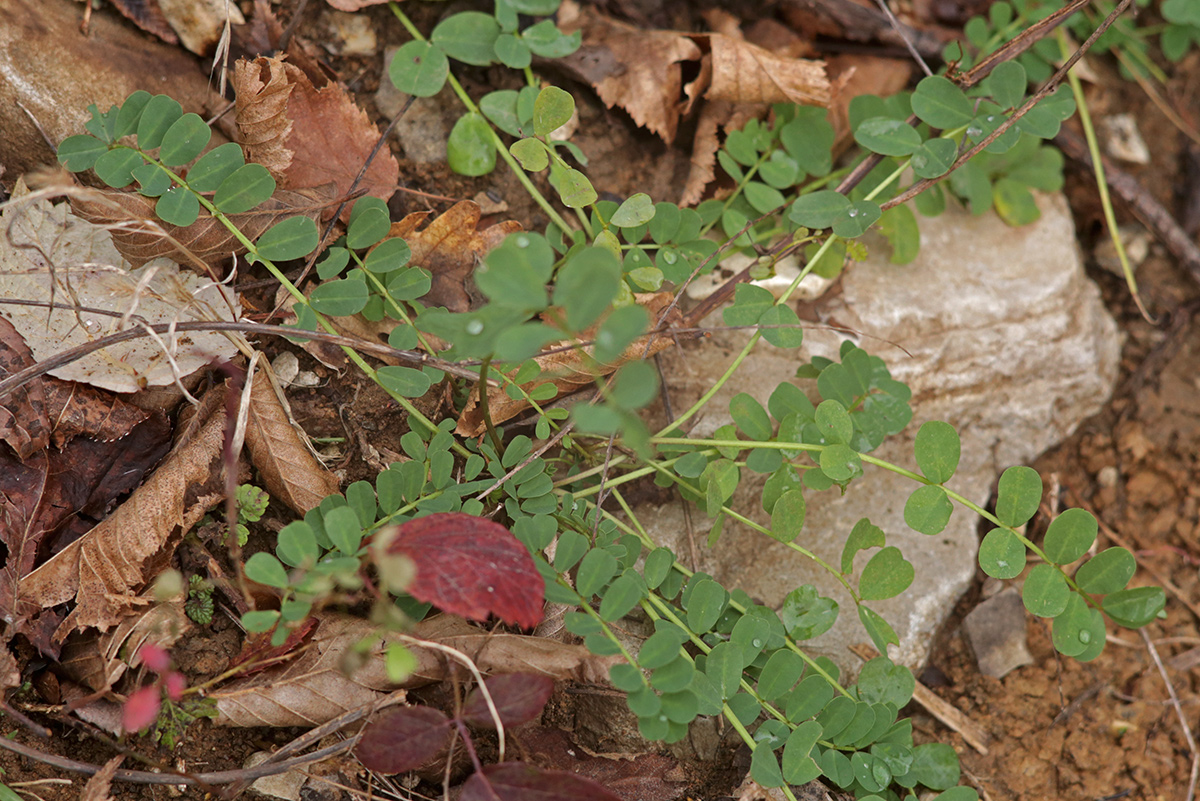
1141, 629, 1200, 801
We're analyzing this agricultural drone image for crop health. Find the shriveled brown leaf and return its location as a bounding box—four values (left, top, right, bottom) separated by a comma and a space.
105, 0, 177, 44
58, 598, 190, 692
390, 201, 522, 313
557, 3, 701, 144
691, 33, 829, 106
18, 386, 229, 640
213, 613, 619, 727
680, 102, 764, 207
68, 184, 331, 272
0, 646, 18, 693
456, 293, 686, 436
234, 55, 399, 208
0, 316, 50, 460
80, 756, 125, 801
244, 368, 339, 515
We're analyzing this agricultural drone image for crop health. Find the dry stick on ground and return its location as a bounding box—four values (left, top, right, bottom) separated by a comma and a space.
1141, 629, 1200, 801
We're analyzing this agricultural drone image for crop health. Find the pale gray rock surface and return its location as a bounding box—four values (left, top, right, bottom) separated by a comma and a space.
964, 589, 1035, 678
636, 192, 1120, 674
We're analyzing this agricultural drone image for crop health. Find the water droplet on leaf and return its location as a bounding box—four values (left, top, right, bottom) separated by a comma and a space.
515, 235, 530, 248
661, 251, 677, 265
466, 320, 484, 335
1079, 630, 1091, 644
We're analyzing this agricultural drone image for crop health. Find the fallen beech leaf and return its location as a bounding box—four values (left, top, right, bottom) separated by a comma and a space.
456, 292, 686, 436
462, 763, 623, 801
68, 183, 331, 272
692, 33, 830, 106
387, 513, 544, 629
18, 386, 230, 640
355, 706, 454, 775
213, 613, 619, 727
390, 201, 521, 313
243, 367, 340, 515
2, 185, 242, 392
234, 55, 399, 209
462, 673, 555, 729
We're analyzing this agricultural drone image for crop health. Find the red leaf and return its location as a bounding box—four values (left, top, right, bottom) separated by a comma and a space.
463, 673, 555, 730
163, 672, 186, 702
138, 643, 171, 674
387, 513, 544, 629
354, 705, 454, 774
123, 685, 162, 733
461, 762, 624, 801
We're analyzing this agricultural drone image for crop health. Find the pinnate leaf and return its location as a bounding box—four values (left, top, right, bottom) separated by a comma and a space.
214, 163, 276, 214
159, 113, 212, 166
1042, 507, 1096, 565
995, 465, 1041, 527
386, 513, 544, 628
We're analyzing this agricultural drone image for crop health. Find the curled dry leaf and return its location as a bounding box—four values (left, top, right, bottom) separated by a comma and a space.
456, 292, 686, 436
58, 597, 190, 692
243, 367, 340, 515
68, 183, 332, 272
79, 755, 125, 801
390, 200, 522, 313
213, 613, 621, 727
689, 33, 830, 107
18, 384, 230, 641
233, 55, 399, 209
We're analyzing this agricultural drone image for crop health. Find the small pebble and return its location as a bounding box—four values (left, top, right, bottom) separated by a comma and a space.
271, 351, 300, 387
1097, 465, 1119, 488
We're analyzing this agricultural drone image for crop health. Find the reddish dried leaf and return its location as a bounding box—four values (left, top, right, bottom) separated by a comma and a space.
243, 369, 340, 515
227, 616, 319, 675
0, 316, 49, 459
107, 0, 177, 44
68, 185, 331, 272
355, 705, 454, 774
388, 514, 543, 629
462, 673, 555, 730
122, 685, 162, 733
234, 55, 398, 209
390, 201, 522, 313
462, 762, 623, 801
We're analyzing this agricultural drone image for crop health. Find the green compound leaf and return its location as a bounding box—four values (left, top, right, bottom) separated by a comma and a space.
214, 163, 275, 213
910, 137, 958, 179
854, 117, 923, 157
387, 267, 430, 300
244, 551, 289, 589
1052, 593, 1105, 658
789, 190, 851, 230
533, 85, 575, 137
932, 788, 980, 801
154, 187, 200, 227
730, 392, 772, 440
114, 90, 152, 138
686, 578, 728, 633
858, 605, 899, 654
310, 277, 369, 316
365, 237, 412, 274
611, 193, 655, 227
431, 12, 500, 66
136, 94, 183, 150
787, 675, 834, 723
93, 148, 145, 188
858, 656, 915, 707
323, 506, 363, 555
575, 548, 619, 598
750, 742, 786, 788
770, 489, 806, 544
757, 650, 804, 701
1102, 586, 1166, 628
815, 696, 856, 742
187, 142, 245, 192
859, 547, 914, 601
346, 197, 391, 249
599, 570, 647, 621
841, 517, 886, 574
1074, 547, 1136, 595
989, 60, 1027, 109
995, 465, 1042, 527
723, 284, 774, 327
255, 216, 318, 261
447, 112, 497, 177
650, 654, 695, 693
479, 90, 523, 137
904, 485, 952, 535
609, 361, 658, 410
57, 135, 108, 172
978, 528, 1027, 579
780, 108, 834, 176
781, 584, 838, 640
550, 163, 596, 208
1016, 87, 1076, 139
831, 200, 881, 238
133, 162, 173, 197
909, 742, 960, 791
1022, 563, 1069, 618
782, 721, 824, 784
389, 41, 449, 97
1042, 507, 1097, 565
911, 75, 973, 128
158, 113, 211, 166
552, 246, 620, 330
759, 303, 805, 348
376, 366, 432, 398
510, 137, 549, 172
914, 420, 960, 484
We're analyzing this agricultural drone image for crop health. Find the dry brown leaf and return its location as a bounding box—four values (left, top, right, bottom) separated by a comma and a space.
390, 201, 522, 313
233, 55, 399, 208
58, 598, 190, 692
80, 756, 124, 801
68, 184, 331, 272
456, 293, 685, 436
213, 613, 619, 727
18, 386, 229, 640
692, 33, 830, 107
558, 3, 701, 144
0, 646, 18, 693
244, 367, 339, 515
